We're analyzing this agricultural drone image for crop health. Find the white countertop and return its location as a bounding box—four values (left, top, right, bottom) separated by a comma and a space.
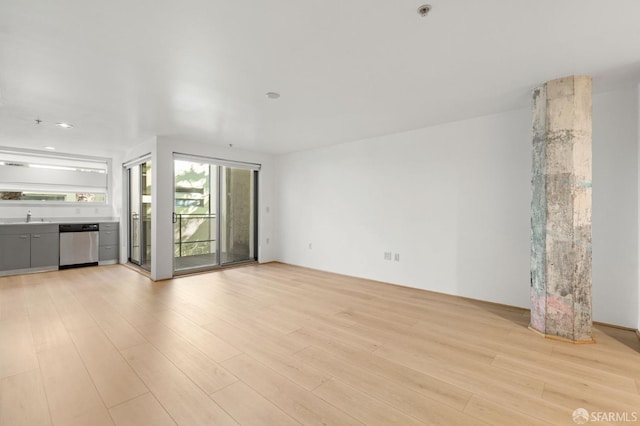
0, 217, 119, 225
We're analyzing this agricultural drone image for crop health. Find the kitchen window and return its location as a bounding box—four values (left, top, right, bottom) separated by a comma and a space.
0, 148, 109, 204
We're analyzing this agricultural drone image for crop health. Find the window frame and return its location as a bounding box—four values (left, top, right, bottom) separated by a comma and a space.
0, 146, 112, 206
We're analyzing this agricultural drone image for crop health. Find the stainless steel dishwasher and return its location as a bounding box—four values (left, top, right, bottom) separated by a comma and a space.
59, 224, 99, 268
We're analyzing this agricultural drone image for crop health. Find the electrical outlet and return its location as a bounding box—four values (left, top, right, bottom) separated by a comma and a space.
384, 251, 392, 260
308, 243, 313, 250
394, 253, 400, 262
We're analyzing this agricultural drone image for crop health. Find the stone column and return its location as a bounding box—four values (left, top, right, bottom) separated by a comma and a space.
530, 75, 593, 343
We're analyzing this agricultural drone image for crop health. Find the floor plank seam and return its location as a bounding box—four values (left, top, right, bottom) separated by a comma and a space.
67, 333, 120, 411
145, 389, 181, 426
35, 360, 55, 426
116, 336, 206, 403
298, 344, 464, 420
207, 379, 239, 396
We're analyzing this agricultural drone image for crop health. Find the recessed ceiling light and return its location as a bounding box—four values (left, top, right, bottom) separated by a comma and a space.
265, 92, 281, 100
56, 122, 73, 129
43, 146, 56, 150
417, 4, 432, 17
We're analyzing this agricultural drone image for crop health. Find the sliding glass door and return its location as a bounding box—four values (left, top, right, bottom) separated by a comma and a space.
173, 159, 218, 272
127, 160, 152, 270
173, 155, 257, 274
220, 166, 256, 264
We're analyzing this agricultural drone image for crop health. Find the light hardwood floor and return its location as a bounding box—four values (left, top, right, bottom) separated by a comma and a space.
1, 263, 639, 425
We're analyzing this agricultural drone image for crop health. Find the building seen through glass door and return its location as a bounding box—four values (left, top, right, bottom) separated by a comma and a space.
221, 166, 256, 264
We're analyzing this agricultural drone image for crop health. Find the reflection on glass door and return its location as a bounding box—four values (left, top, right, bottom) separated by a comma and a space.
128, 160, 152, 270
129, 165, 141, 265
221, 166, 256, 264
173, 156, 257, 274
173, 160, 217, 272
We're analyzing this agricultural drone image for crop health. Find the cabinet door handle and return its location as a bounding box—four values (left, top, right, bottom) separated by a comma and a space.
32, 235, 41, 238
19, 235, 28, 239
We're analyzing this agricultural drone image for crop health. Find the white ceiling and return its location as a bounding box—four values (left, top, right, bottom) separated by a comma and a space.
1, 0, 640, 155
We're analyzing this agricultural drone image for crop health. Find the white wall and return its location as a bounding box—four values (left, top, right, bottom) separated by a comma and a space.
276, 109, 532, 308
276, 87, 640, 328
131, 137, 276, 280
592, 88, 638, 328
638, 83, 640, 332
0, 198, 116, 222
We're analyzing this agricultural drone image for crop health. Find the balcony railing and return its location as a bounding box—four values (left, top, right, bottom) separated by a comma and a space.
173, 213, 216, 257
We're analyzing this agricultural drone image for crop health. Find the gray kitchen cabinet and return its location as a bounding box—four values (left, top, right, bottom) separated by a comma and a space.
99, 222, 119, 264
0, 224, 59, 273
0, 233, 31, 271
31, 232, 60, 268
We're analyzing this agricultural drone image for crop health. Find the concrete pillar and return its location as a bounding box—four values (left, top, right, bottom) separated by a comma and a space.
530, 75, 594, 343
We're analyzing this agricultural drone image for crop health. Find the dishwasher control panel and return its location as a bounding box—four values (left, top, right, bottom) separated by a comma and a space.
59, 223, 99, 232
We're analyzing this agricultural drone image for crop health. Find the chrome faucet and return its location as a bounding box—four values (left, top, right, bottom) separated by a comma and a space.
26, 210, 31, 223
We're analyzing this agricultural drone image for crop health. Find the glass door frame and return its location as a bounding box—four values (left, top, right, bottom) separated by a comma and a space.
173, 159, 220, 273
125, 156, 152, 271
220, 165, 259, 266
172, 153, 259, 276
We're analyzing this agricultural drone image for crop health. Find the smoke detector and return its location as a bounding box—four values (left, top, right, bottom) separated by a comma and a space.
417, 4, 432, 17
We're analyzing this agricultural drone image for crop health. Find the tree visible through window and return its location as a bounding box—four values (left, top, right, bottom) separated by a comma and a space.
174, 160, 214, 258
